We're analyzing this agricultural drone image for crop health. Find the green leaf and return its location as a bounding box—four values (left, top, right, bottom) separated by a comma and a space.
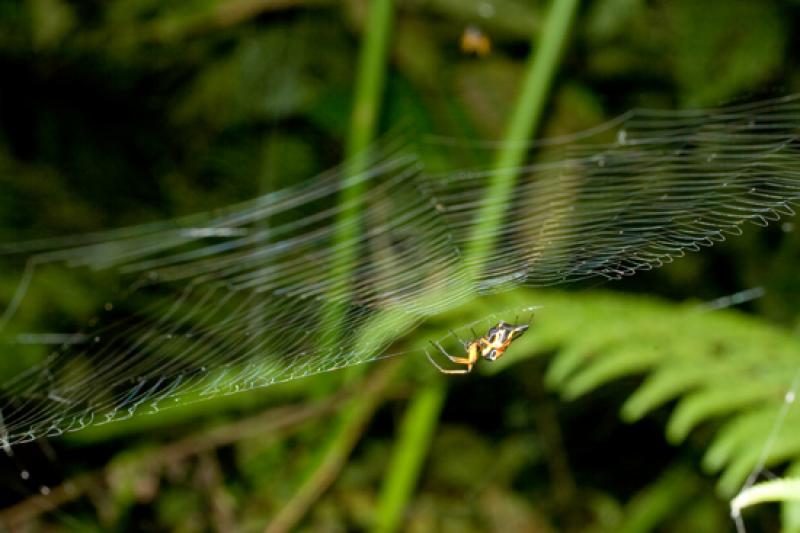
621, 366, 706, 423
562, 342, 657, 400
666, 383, 776, 444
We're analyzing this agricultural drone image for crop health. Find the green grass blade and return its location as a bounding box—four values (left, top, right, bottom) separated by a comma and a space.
464, 0, 581, 276
371, 381, 446, 533
324, 0, 395, 341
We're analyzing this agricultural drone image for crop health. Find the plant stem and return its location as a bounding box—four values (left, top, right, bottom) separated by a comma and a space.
327, 0, 395, 314
345, 0, 395, 163
371, 380, 446, 533
464, 0, 581, 277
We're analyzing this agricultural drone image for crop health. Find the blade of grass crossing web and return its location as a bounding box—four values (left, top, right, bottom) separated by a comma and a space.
321, 0, 396, 360
464, 0, 581, 279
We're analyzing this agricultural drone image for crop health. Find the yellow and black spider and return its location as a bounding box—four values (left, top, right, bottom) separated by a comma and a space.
425, 318, 530, 375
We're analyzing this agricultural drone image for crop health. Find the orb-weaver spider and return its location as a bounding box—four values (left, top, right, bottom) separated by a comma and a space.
425, 318, 530, 375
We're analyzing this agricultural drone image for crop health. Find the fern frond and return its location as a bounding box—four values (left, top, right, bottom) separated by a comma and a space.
493, 289, 800, 498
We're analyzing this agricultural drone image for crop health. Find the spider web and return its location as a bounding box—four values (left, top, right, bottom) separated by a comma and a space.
2, 94, 800, 446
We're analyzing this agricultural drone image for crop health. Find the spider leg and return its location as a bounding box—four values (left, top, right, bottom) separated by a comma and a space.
424, 348, 450, 372
430, 339, 449, 355
448, 329, 466, 345
424, 348, 472, 374
430, 340, 472, 364
437, 366, 472, 375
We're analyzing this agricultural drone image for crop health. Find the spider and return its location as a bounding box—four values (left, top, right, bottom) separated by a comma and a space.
425, 318, 531, 375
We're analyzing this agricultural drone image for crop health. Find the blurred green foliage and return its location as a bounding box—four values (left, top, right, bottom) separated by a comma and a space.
2, 0, 800, 531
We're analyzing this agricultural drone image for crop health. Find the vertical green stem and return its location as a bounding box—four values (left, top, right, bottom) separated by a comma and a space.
328, 0, 396, 310
345, 0, 395, 162
464, 0, 581, 276
371, 381, 446, 533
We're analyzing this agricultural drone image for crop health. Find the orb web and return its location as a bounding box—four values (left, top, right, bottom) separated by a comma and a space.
2, 94, 800, 445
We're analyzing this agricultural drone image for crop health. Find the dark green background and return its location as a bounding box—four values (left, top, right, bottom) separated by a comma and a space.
1, 0, 799, 531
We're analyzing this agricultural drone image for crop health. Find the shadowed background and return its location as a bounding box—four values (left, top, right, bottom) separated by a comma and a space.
1, 0, 800, 531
